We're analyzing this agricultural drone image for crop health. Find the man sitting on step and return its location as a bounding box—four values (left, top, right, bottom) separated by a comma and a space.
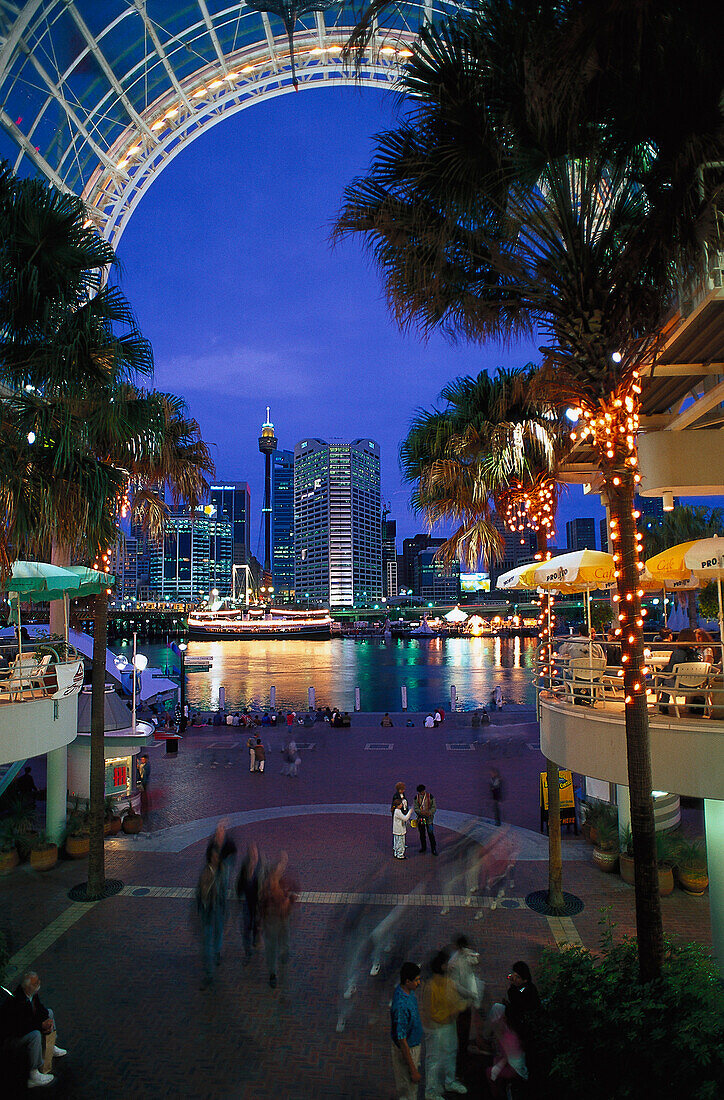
0, 969, 68, 1089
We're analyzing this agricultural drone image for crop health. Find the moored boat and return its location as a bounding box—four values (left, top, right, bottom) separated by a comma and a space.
187, 605, 333, 639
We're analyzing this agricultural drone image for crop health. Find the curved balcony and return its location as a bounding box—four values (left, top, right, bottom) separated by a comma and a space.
0, 650, 84, 765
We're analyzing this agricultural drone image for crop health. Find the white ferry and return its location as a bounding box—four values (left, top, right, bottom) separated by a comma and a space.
187, 605, 333, 639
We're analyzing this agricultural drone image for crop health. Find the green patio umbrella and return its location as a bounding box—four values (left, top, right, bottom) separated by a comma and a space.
6, 561, 83, 655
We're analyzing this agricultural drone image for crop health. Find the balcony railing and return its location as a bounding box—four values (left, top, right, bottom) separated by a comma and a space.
0, 642, 84, 705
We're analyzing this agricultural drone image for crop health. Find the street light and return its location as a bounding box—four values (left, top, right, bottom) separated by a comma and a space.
130, 632, 148, 735
178, 641, 188, 732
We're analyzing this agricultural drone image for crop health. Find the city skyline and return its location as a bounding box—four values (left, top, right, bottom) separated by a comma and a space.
116, 86, 607, 557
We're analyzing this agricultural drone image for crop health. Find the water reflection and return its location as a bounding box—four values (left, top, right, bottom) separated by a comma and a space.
115, 636, 539, 713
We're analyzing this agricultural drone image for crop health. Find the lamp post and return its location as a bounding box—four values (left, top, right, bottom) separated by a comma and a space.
128, 632, 148, 735
178, 641, 187, 733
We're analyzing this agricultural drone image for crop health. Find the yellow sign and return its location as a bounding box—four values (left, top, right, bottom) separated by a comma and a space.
539, 770, 575, 811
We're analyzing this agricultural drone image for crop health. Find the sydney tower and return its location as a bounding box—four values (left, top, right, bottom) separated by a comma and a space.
258, 406, 277, 589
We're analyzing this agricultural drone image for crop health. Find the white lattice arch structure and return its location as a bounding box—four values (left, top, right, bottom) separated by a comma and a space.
0, 1, 460, 247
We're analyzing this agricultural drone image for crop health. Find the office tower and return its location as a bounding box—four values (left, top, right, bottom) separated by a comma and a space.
209, 482, 251, 567
600, 516, 609, 554
417, 550, 460, 603
294, 438, 382, 607
566, 517, 596, 552
272, 449, 295, 602
258, 406, 278, 583
147, 508, 232, 602
402, 534, 446, 594
382, 517, 397, 598
109, 536, 138, 603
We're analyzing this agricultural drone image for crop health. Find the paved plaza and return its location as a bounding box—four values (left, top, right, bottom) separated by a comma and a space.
1, 710, 712, 1098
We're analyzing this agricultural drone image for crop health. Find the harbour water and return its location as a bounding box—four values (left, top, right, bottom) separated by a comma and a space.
112, 635, 538, 714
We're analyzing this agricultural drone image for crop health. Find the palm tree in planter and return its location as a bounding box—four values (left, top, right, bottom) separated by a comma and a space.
336, 0, 722, 980
0, 164, 214, 899
400, 364, 569, 910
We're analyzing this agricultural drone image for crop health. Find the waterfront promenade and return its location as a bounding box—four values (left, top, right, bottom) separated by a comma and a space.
0, 710, 711, 1098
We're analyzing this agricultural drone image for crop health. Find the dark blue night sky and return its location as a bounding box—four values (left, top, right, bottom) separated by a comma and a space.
117, 85, 605, 558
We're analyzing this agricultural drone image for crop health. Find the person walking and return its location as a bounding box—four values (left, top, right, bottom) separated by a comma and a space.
489, 768, 503, 826
259, 851, 297, 988
392, 795, 414, 859
236, 843, 264, 960
448, 936, 483, 1076
196, 850, 223, 990
136, 752, 151, 818
413, 784, 438, 855
422, 951, 469, 1099
390, 961, 423, 1100
205, 822, 237, 968
253, 737, 266, 773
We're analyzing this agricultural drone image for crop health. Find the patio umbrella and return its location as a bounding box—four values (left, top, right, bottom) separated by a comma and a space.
648, 537, 724, 665
529, 550, 616, 692
639, 565, 699, 627
6, 561, 83, 655
496, 562, 540, 591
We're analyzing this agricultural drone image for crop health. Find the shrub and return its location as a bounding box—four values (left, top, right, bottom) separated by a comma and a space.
535, 937, 724, 1099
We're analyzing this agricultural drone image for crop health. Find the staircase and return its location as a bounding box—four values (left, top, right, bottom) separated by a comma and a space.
0, 759, 26, 799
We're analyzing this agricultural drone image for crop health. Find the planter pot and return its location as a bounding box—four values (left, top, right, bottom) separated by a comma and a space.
30, 845, 58, 872
619, 852, 675, 895
0, 847, 19, 875
122, 814, 143, 835
66, 834, 90, 859
592, 847, 619, 873
620, 852, 635, 885
104, 817, 122, 837
676, 868, 709, 896
658, 866, 675, 897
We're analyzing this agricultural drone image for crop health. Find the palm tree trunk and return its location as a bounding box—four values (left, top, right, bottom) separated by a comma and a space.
87, 590, 107, 898
687, 589, 698, 630
537, 531, 564, 912
604, 465, 663, 981
50, 540, 70, 637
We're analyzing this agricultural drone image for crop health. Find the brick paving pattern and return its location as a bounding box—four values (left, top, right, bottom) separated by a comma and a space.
0, 711, 712, 1098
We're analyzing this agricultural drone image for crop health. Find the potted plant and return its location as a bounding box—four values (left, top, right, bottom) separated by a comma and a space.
6, 796, 36, 860
675, 836, 708, 896
592, 816, 620, 872
619, 825, 635, 885
103, 796, 122, 837
619, 825, 677, 895
121, 801, 143, 835
581, 800, 605, 845
65, 797, 90, 858
29, 829, 58, 872
0, 820, 19, 874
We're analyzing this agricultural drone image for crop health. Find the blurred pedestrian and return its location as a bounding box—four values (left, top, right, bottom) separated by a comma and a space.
390, 961, 423, 1100
392, 795, 414, 859
196, 850, 223, 990
246, 732, 256, 773
205, 821, 237, 967
413, 784, 437, 855
421, 950, 469, 1098
448, 936, 483, 1075
236, 842, 264, 960
259, 851, 298, 988
485, 1004, 528, 1097
489, 768, 503, 826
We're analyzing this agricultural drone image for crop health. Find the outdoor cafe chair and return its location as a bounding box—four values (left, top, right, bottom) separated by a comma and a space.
652, 661, 712, 718
563, 655, 607, 706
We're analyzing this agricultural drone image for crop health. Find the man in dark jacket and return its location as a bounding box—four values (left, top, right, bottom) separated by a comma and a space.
0, 970, 67, 1088
413, 784, 438, 855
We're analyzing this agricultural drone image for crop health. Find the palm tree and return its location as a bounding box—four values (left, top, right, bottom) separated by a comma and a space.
0, 164, 214, 899
337, 1, 722, 979
644, 505, 724, 628
401, 364, 567, 909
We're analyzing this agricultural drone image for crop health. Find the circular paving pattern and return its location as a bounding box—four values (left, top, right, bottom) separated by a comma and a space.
67, 879, 124, 902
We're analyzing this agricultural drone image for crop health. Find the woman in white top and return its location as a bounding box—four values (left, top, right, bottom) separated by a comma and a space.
392, 795, 414, 859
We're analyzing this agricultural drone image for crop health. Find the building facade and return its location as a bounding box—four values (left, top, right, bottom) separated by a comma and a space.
401, 534, 446, 595
147, 509, 233, 602
272, 449, 295, 602
566, 516, 597, 552
382, 517, 397, 598
417, 550, 460, 603
294, 438, 382, 607
209, 482, 251, 567
109, 536, 138, 603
